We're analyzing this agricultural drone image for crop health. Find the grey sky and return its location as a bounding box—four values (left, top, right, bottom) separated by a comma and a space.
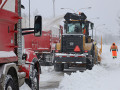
22, 0, 120, 35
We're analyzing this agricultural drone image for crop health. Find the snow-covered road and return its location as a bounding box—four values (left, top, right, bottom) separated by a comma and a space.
20, 44, 120, 90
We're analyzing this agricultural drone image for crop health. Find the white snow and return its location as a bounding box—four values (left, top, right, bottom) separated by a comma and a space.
56, 44, 120, 90
20, 44, 120, 90
0, 51, 16, 58
20, 83, 31, 90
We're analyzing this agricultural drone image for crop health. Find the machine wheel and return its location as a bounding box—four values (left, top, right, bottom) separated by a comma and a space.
54, 63, 64, 71
5, 75, 15, 90
86, 58, 93, 70
86, 64, 93, 70
26, 65, 39, 90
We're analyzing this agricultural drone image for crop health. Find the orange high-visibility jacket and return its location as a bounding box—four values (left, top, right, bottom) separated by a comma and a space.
110, 45, 118, 51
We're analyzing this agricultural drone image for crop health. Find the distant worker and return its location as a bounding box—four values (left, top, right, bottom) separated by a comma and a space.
110, 43, 118, 59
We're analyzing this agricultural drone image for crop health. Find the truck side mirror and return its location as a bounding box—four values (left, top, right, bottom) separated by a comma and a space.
21, 5, 25, 9
34, 15, 42, 37
90, 23, 94, 29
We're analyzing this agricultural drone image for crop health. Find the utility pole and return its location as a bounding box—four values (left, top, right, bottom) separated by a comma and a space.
53, 0, 55, 17
29, 0, 30, 28
18, 0, 22, 65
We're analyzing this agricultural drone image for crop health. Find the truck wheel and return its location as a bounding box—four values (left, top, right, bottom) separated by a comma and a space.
86, 64, 92, 70
54, 63, 64, 71
26, 66, 39, 90
5, 75, 15, 90
86, 59, 93, 70
31, 69, 39, 90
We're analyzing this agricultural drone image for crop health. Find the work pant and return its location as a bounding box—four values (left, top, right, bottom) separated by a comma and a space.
112, 50, 117, 58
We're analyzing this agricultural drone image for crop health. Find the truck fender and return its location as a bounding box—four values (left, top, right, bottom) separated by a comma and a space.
30, 58, 41, 74
0, 63, 18, 90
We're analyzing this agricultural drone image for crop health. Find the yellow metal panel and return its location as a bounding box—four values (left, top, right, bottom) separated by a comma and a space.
84, 43, 92, 51
56, 43, 61, 50
83, 35, 85, 50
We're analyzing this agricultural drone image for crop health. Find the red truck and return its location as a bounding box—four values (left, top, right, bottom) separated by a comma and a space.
0, 0, 42, 90
24, 30, 60, 65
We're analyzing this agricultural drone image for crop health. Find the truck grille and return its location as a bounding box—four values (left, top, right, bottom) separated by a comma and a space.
61, 34, 83, 53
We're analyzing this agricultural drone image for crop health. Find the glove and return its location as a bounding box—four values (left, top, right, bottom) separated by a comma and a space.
117, 49, 118, 52
110, 49, 111, 52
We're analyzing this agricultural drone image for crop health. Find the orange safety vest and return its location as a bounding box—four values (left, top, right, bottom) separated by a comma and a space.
110, 45, 118, 57
110, 45, 118, 51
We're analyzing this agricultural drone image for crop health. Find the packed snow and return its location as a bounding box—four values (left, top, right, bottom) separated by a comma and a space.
56, 44, 120, 90
20, 44, 120, 90
0, 51, 16, 58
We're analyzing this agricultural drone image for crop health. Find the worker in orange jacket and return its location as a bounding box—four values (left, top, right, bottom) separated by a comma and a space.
110, 43, 118, 59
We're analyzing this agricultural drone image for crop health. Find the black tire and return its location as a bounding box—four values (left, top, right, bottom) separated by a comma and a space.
31, 69, 39, 90
64, 64, 69, 69
86, 64, 92, 70
25, 66, 39, 90
5, 75, 15, 90
86, 58, 93, 70
54, 63, 64, 71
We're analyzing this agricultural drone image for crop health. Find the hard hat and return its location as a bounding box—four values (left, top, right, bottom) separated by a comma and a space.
113, 43, 115, 45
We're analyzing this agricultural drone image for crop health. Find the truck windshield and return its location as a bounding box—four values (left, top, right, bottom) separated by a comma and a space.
66, 22, 82, 34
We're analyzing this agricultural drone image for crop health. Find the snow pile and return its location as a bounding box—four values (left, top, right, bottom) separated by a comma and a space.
56, 44, 120, 90
40, 66, 62, 82
41, 66, 54, 73
0, 51, 16, 58
20, 83, 31, 90
42, 16, 64, 37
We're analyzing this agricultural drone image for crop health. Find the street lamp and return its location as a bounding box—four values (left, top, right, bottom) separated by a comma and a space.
61, 7, 91, 13
52, 0, 55, 17
76, 7, 92, 13
61, 8, 75, 13
95, 24, 106, 41
29, 0, 30, 28
88, 17, 100, 20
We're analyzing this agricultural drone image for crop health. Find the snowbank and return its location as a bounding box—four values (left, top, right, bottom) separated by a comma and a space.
56, 44, 120, 90
20, 83, 31, 90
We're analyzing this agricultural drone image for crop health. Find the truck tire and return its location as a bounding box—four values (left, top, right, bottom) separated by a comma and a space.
86, 64, 92, 70
31, 69, 39, 90
54, 63, 64, 71
5, 75, 15, 90
86, 58, 93, 70
26, 66, 39, 90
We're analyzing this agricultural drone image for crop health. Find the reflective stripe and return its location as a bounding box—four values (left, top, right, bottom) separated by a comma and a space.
112, 49, 117, 51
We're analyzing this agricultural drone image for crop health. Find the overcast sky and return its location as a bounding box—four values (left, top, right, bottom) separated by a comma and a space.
22, 0, 120, 35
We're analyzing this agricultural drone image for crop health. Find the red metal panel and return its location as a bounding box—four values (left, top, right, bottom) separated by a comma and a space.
19, 49, 38, 78
0, 57, 18, 63
0, 3, 19, 63
24, 31, 52, 52
0, 9, 18, 51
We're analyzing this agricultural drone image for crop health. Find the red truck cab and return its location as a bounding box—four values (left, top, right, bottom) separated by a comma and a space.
0, 0, 42, 90
24, 30, 60, 65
